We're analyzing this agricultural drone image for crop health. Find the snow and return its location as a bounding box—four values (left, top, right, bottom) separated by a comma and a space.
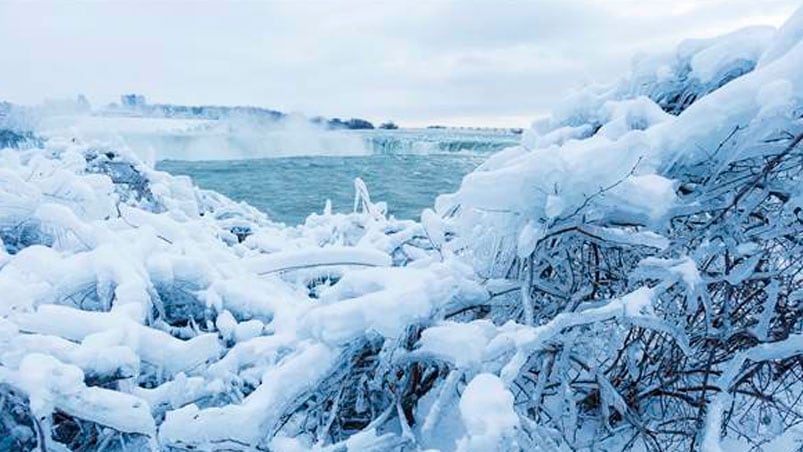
301, 263, 462, 345
417, 320, 497, 368
490, 287, 661, 383
759, 6, 803, 67
159, 343, 337, 448
457, 373, 518, 452
0, 123, 486, 448
2, 5, 803, 451
240, 246, 392, 275
689, 26, 774, 85
433, 13, 803, 277
637, 256, 701, 290
0, 353, 156, 437
14, 305, 223, 376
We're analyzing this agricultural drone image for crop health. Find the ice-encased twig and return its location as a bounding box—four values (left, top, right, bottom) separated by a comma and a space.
701, 334, 803, 452
0, 354, 156, 438
159, 342, 337, 449
14, 304, 222, 376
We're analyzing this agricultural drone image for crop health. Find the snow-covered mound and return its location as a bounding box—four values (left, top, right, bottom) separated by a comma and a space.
2, 7, 803, 452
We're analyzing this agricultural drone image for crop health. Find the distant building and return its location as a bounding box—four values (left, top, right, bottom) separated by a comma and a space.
120, 94, 146, 108
76, 94, 91, 112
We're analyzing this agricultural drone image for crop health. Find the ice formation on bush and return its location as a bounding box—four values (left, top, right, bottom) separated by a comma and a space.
2, 7, 803, 452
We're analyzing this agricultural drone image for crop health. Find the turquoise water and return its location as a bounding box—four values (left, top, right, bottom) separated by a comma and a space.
157, 153, 487, 225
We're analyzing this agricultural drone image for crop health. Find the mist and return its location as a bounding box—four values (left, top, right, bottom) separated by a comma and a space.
36, 112, 372, 163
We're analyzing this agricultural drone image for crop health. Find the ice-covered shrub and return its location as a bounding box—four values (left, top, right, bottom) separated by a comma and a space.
0, 129, 40, 149
0, 128, 450, 450
423, 8, 803, 451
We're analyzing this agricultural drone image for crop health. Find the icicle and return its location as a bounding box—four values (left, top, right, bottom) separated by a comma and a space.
521, 254, 534, 326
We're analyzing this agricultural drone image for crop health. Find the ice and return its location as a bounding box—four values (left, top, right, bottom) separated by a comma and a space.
759, 6, 803, 67
490, 287, 662, 383
416, 320, 497, 367
636, 256, 701, 292
300, 263, 461, 345
702, 334, 803, 452
2, 5, 803, 451
596, 96, 673, 140
434, 14, 803, 276
14, 305, 223, 376
240, 246, 392, 275
2, 331, 138, 380
689, 26, 774, 85
0, 119, 470, 448
158, 343, 337, 448
457, 373, 519, 452
0, 354, 156, 437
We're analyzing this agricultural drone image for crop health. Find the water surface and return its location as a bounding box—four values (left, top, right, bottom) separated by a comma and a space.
158, 153, 487, 224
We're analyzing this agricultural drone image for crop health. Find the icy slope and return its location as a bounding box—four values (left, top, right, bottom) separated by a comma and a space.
1, 7, 803, 452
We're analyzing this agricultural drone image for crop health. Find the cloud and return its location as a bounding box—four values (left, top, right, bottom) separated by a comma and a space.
0, 0, 798, 127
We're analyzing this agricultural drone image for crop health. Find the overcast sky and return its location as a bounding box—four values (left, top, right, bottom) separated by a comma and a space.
0, 0, 799, 127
